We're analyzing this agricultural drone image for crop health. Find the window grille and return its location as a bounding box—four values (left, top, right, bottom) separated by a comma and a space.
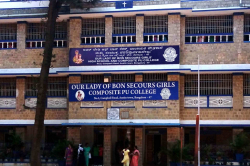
81, 75, 104, 83
25, 77, 39, 97
112, 17, 136, 44
0, 24, 17, 49
111, 74, 135, 82
185, 74, 233, 96
0, 78, 16, 97
244, 15, 250, 41
143, 73, 168, 82
82, 18, 105, 44
243, 74, 250, 95
26, 22, 67, 48
144, 15, 168, 43
47, 77, 67, 97
185, 16, 233, 43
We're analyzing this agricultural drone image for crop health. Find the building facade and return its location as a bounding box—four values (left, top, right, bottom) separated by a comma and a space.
1, 0, 250, 165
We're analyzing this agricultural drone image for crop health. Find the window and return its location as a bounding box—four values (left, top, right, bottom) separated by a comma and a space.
111, 74, 135, 82
0, 78, 16, 97
82, 18, 105, 45
143, 73, 168, 82
244, 14, 250, 42
185, 74, 233, 95
81, 75, 104, 83
112, 17, 136, 44
25, 77, 39, 97
47, 77, 67, 97
26, 22, 67, 48
0, 24, 17, 49
144, 15, 168, 43
185, 16, 233, 43
244, 74, 250, 95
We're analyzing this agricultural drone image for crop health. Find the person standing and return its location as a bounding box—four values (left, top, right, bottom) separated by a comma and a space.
83, 143, 91, 166
121, 146, 130, 166
77, 144, 85, 166
65, 144, 73, 166
130, 146, 140, 166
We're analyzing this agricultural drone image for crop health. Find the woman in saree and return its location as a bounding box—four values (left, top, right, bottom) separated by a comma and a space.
65, 144, 73, 166
130, 146, 140, 166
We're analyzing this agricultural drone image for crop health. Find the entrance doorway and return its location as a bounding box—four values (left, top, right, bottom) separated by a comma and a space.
145, 128, 167, 166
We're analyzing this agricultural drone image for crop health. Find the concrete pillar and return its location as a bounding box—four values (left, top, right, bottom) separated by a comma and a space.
135, 127, 143, 166
168, 74, 180, 119
67, 127, 81, 145
136, 14, 144, 45
233, 14, 244, 63
16, 77, 25, 112
17, 21, 27, 50
105, 15, 113, 46
111, 126, 117, 164
104, 127, 112, 166
233, 74, 243, 111
68, 17, 82, 48
168, 14, 181, 45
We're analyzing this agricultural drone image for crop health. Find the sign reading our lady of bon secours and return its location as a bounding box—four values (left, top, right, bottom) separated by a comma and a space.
69, 46, 179, 66
69, 82, 179, 102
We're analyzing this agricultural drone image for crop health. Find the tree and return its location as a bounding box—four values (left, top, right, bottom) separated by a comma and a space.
30, 1, 99, 166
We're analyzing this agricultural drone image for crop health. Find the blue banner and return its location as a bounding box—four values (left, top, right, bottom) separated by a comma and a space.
69, 46, 179, 66
69, 82, 178, 102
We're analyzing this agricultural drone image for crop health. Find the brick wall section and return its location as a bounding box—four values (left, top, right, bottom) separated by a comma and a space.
104, 127, 111, 166
168, 75, 180, 119
105, 16, 112, 46
232, 128, 244, 141
136, 15, 144, 45
67, 127, 81, 144
69, 18, 82, 48
135, 128, 143, 166
168, 14, 181, 45
233, 75, 243, 110
17, 22, 26, 50
167, 127, 180, 143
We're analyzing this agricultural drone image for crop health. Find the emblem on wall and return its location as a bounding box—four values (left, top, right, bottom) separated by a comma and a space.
107, 108, 120, 120
163, 47, 177, 62
160, 88, 171, 99
75, 90, 85, 101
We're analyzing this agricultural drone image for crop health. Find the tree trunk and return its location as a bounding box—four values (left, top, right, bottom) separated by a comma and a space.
30, 1, 62, 166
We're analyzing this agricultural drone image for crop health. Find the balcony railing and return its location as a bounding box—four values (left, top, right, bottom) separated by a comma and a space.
185, 33, 233, 44
81, 35, 105, 45
143, 33, 168, 43
26, 39, 67, 48
112, 34, 136, 44
0, 40, 17, 49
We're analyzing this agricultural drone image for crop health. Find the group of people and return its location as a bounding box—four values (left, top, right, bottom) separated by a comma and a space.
118, 146, 140, 166
64, 143, 103, 166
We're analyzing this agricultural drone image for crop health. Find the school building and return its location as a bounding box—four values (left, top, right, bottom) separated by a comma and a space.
1, 0, 250, 165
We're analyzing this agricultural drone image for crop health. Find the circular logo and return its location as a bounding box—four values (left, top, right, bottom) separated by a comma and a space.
75, 90, 85, 101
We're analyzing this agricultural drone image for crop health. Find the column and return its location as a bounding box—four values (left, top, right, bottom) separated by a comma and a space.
105, 15, 113, 46
68, 17, 82, 48
233, 74, 243, 110
167, 127, 181, 143
233, 13, 244, 63
136, 14, 144, 45
17, 21, 27, 50
168, 14, 181, 45
168, 73, 180, 119
16, 77, 25, 112
68, 75, 81, 119
104, 127, 111, 166
233, 128, 244, 141
135, 127, 143, 166
111, 126, 117, 164
67, 127, 81, 145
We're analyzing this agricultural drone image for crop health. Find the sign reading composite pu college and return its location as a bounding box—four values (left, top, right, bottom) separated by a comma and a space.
69, 82, 179, 102
69, 46, 179, 66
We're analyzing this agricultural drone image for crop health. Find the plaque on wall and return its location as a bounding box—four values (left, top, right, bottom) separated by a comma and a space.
107, 108, 120, 120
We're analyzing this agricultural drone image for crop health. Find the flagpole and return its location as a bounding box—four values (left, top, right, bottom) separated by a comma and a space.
195, 55, 200, 166
198, 54, 200, 166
